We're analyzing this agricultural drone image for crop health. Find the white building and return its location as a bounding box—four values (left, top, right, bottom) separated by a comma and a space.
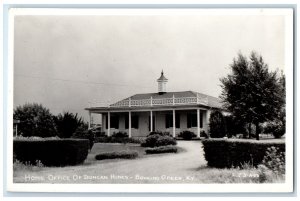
85, 71, 222, 138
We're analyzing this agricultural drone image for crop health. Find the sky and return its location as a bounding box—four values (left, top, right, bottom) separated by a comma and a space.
13, 11, 286, 123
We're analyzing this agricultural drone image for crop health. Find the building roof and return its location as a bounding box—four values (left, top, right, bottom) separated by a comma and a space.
86, 90, 222, 112
157, 71, 168, 81
117, 91, 222, 108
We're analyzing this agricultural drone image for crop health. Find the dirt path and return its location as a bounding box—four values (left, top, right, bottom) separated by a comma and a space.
14, 141, 207, 184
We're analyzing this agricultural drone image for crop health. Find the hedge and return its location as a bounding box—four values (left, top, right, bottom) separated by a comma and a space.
145, 146, 177, 154
178, 131, 196, 140
13, 138, 89, 166
202, 139, 285, 168
95, 150, 138, 160
94, 136, 143, 144
141, 134, 177, 147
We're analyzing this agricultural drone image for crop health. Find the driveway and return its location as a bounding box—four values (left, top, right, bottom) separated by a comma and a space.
14, 141, 207, 183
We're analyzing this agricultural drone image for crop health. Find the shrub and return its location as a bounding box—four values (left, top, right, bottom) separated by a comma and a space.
54, 112, 85, 138
261, 146, 285, 175
145, 146, 177, 154
111, 131, 128, 138
209, 110, 226, 138
95, 131, 106, 137
202, 139, 285, 168
13, 138, 89, 166
178, 130, 196, 140
200, 130, 208, 138
94, 136, 143, 144
147, 131, 171, 137
95, 150, 138, 160
263, 121, 285, 139
72, 125, 94, 150
13, 103, 57, 137
141, 134, 177, 147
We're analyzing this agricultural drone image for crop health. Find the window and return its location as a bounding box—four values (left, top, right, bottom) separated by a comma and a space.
110, 115, 119, 129
187, 113, 197, 128
187, 112, 203, 128
165, 113, 180, 128
106, 115, 119, 129
165, 114, 173, 128
125, 115, 139, 129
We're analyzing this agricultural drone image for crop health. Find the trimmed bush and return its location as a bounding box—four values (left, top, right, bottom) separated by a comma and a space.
178, 130, 196, 140
145, 146, 177, 154
147, 131, 171, 137
95, 150, 138, 160
13, 138, 89, 166
200, 130, 209, 138
94, 136, 143, 144
202, 139, 285, 168
111, 131, 128, 138
141, 134, 177, 147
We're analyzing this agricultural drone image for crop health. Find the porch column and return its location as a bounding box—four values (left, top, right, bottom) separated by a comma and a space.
197, 109, 200, 138
88, 111, 91, 129
107, 112, 111, 136
150, 110, 153, 132
206, 110, 211, 136
173, 109, 176, 138
128, 111, 132, 138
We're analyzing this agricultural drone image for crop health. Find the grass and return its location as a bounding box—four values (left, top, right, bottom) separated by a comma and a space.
86, 143, 146, 164
13, 141, 285, 184
192, 165, 285, 183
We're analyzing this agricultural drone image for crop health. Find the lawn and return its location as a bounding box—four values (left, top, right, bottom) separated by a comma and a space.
85, 143, 147, 164
13, 141, 285, 184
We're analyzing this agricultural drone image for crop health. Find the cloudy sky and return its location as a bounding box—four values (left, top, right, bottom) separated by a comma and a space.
13, 10, 286, 123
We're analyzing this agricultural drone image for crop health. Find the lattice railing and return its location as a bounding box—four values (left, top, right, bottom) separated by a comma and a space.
89, 96, 209, 108
109, 96, 208, 108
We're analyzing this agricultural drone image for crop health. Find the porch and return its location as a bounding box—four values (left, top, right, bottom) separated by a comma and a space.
94, 108, 211, 138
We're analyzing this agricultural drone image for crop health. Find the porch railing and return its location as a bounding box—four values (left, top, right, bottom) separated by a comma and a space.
89, 95, 209, 108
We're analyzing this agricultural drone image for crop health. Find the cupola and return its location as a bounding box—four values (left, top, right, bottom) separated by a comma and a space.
157, 70, 168, 95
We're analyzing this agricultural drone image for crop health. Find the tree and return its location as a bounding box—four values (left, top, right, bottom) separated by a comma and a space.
72, 123, 94, 150
13, 103, 57, 137
224, 115, 247, 138
220, 52, 285, 140
209, 110, 226, 138
54, 112, 85, 138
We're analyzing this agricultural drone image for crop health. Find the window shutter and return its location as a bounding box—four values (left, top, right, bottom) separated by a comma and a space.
200, 111, 203, 128
125, 115, 128, 129
148, 116, 151, 131
187, 114, 191, 128
132, 116, 139, 129
105, 115, 108, 129
165, 115, 169, 128
176, 114, 180, 128
170, 114, 173, 128
116, 116, 119, 129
